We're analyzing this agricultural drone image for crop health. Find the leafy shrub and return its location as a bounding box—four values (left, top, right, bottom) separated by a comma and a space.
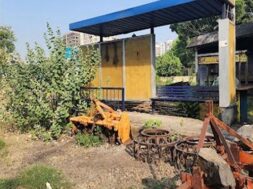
156, 51, 182, 77
0, 165, 70, 189
2, 24, 100, 139
75, 133, 102, 148
0, 139, 5, 151
30, 126, 53, 142
143, 119, 162, 129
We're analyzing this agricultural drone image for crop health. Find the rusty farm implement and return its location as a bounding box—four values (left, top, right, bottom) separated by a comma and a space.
70, 99, 131, 144
178, 101, 253, 189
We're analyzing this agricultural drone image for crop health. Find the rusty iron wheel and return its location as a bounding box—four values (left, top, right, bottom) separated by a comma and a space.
133, 129, 181, 164
174, 136, 215, 172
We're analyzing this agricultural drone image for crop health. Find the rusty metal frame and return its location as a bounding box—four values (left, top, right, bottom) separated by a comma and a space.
179, 100, 253, 189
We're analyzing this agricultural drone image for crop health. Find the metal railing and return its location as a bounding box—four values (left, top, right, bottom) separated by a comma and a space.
80, 87, 125, 110
156, 86, 219, 102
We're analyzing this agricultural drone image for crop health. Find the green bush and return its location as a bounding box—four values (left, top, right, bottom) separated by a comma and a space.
1, 24, 100, 139
156, 51, 182, 77
75, 133, 102, 148
0, 139, 5, 151
0, 165, 71, 189
143, 119, 162, 129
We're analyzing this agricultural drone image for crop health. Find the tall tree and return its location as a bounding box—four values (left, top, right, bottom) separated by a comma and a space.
0, 26, 16, 53
170, 0, 253, 68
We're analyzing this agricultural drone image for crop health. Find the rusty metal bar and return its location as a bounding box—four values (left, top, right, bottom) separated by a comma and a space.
211, 115, 253, 150
197, 117, 210, 150
210, 118, 238, 167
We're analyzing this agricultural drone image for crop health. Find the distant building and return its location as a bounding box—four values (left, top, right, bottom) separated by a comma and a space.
63, 31, 118, 47
155, 40, 173, 57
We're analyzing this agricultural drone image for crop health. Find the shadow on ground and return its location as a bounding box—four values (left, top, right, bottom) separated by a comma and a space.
142, 176, 179, 189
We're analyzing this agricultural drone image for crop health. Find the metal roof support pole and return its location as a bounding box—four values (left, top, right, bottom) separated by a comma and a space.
194, 49, 199, 84
150, 27, 154, 34
98, 43, 103, 87
150, 33, 156, 98
218, 1, 236, 124
122, 39, 126, 101
100, 35, 103, 42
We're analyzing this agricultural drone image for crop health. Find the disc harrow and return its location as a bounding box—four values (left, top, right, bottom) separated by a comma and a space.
174, 136, 215, 172
133, 129, 180, 163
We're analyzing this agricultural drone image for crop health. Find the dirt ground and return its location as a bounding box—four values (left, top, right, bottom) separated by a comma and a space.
0, 112, 203, 189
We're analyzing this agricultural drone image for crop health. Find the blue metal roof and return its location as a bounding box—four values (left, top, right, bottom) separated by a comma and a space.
69, 0, 233, 37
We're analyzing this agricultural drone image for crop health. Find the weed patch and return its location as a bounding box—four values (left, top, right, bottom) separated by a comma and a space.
143, 119, 162, 129
76, 133, 102, 148
0, 139, 5, 151
0, 165, 71, 189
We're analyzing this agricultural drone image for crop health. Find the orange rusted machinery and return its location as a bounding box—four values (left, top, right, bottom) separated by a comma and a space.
179, 100, 253, 189
70, 99, 131, 144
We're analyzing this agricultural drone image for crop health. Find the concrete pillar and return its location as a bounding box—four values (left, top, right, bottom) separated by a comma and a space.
98, 43, 103, 87
218, 3, 236, 125
195, 49, 199, 84
122, 39, 126, 100
150, 34, 156, 98
218, 18, 236, 108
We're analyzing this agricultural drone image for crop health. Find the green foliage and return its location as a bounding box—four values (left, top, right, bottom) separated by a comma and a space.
170, 0, 253, 68
0, 178, 19, 189
236, 0, 253, 24
156, 51, 182, 77
0, 49, 9, 84
30, 126, 53, 142
75, 133, 102, 148
0, 165, 71, 189
0, 138, 8, 159
143, 119, 162, 129
170, 37, 196, 69
142, 177, 177, 189
170, 17, 218, 68
170, 133, 181, 142
0, 139, 5, 151
0, 26, 16, 53
1, 23, 100, 139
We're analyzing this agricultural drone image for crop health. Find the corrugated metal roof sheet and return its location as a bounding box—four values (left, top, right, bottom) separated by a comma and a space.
188, 22, 253, 48
69, 0, 233, 37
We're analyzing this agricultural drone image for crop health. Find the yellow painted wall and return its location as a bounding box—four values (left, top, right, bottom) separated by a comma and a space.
229, 21, 236, 103
88, 35, 153, 100
125, 36, 152, 100
101, 41, 123, 87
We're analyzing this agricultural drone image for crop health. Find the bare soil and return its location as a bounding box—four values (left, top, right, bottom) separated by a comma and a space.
0, 112, 203, 189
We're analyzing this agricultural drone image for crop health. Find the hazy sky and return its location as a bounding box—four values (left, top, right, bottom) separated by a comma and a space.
0, 0, 177, 58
